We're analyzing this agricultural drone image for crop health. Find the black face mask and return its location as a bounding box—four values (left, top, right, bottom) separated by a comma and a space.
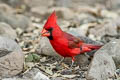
47, 28, 53, 40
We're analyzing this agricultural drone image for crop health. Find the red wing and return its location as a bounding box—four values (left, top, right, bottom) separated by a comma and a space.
63, 32, 83, 49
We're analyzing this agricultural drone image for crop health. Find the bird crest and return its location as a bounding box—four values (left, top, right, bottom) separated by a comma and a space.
44, 11, 57, 29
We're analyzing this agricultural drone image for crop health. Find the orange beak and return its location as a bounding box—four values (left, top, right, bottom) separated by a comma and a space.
41, 28, 50, 37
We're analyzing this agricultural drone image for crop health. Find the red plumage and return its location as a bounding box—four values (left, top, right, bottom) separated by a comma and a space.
41, 11, 102, 62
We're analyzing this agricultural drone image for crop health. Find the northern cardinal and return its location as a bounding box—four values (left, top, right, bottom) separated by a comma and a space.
41, 11, 102, 65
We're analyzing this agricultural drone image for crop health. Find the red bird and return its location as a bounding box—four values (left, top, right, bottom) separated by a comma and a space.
41, 11, 102, 65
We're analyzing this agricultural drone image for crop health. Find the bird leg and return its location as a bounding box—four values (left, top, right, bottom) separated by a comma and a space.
71, 60, 74, 68
70, 57, 75, 68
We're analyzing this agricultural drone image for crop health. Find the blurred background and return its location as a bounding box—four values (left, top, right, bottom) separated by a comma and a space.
0, 0, 120, 41
0, 0, 120, 80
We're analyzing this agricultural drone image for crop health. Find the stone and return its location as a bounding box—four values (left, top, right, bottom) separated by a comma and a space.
58, 20, 70, 31
107, 0, 120, 10
24, 0, 54, 8
15, 15, 31, 29
55, 0, 72, 7
0, 36, 24, 78
2, 68, 50, 80
55, 0, 120, 10
55, 0, 107, 8
23, 68, 50, 80
73, 13, 96, 25
0, 3, 15, 13
89, 20, 117, 40
113, 17, 120, 28
75, 54, 89, 67
0, 0, 24, 8
100, 39, 120, 68
0, 22, 17, 40
101, 10, 119, 19
31, 6, 48, 16
68, 23, 97, 37
0, 12, 30, 29
36, 37, 60, 57
86, 40, 117, 80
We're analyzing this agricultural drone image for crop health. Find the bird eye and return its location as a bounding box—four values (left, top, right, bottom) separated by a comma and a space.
46, 27, 53, 31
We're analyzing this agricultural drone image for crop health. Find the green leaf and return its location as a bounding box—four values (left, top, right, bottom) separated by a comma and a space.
32, 53, 40, 62
25, 54, 33, 62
